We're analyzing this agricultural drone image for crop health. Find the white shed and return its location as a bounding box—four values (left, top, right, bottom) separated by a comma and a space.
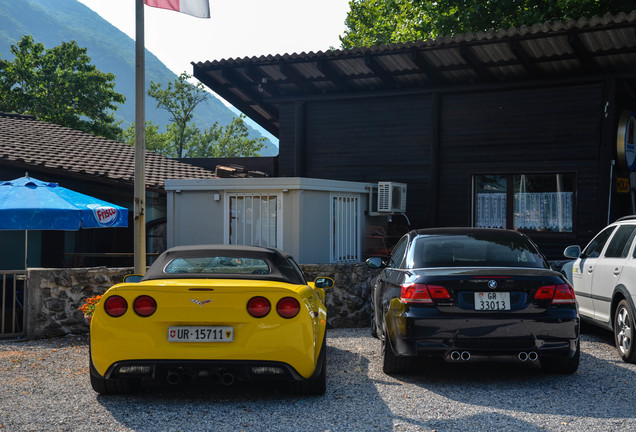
165, 177, 376, 264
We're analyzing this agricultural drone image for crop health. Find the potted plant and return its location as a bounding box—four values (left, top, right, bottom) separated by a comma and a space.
78, 295, 102, 322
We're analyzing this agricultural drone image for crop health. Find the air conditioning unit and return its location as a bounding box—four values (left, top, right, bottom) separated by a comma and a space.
377, 182, 407, 213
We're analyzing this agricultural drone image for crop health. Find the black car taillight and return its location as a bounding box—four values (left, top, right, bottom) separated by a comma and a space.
277, 297, 300, 318
133, 295, 157, 317
534, 284, 576, 304
247, 296, 271, 318
104, 295, 127, 317
400, 283, 450, 304
552, 284, 576, 304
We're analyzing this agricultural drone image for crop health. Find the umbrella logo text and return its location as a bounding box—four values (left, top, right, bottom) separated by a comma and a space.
89, 205, 120, 227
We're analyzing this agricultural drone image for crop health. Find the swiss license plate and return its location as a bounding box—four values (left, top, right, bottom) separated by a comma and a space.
168, 326, 234, 342
474, 292, 510, 311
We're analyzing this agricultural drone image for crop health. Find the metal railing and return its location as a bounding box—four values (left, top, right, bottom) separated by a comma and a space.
1, 270, 27, 338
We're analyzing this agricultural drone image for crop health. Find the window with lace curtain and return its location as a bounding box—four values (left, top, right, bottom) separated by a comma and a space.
228, 193, 281, 248
474, 174, 574, 233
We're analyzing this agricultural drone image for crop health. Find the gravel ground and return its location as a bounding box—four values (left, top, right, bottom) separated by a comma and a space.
0, 326, 634, 432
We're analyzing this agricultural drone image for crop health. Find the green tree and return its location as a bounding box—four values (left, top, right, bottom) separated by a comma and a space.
340, 0, 636, 48
138, 72, 265, 158
121, 116, 265, 158
147, 72, 209, 158
0, 35, 125, 139
120, 121, 172, 156
189, 116, 265, 158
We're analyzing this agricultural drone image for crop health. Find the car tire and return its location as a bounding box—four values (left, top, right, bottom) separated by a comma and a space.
370, 287, 379, 338
89, 357, 140, 395
541, 341, 580, 374
614, 299, 636, 363
292, 337, 327, 395
371, 308, 380, 339
382, 333, 411, 374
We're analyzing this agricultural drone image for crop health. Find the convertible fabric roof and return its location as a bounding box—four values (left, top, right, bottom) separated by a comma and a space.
143, 244, 305, 284
193, 11, 636, 138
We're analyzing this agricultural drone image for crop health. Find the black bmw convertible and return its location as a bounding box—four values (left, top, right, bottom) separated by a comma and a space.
367, 228, 580, 374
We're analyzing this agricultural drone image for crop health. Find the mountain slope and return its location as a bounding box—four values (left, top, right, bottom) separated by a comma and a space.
0, 0, 278, 155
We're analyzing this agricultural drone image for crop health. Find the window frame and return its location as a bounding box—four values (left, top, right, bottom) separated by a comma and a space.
330, 193, 361, 263
472, 172, 577, 236
224, 192, 283, 249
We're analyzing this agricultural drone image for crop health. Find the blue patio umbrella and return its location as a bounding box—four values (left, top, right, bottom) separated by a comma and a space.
0, 176, 129, 269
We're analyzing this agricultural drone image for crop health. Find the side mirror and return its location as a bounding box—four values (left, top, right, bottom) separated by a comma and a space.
314, 277, 334, 289
365, 256, 384, 269
123, 274, 144, 283
563, 245, 581, 259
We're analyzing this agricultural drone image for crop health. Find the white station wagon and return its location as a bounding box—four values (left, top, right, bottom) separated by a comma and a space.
564, 216, 636, 363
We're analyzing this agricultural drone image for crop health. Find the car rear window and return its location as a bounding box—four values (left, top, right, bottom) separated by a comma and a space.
164, 257, 270, 275
411, 234, 546, 268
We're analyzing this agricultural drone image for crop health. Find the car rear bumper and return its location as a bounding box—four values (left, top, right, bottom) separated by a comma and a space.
386, 308, 580, 361
98, 358, 314, 385
89, 313, 325, 379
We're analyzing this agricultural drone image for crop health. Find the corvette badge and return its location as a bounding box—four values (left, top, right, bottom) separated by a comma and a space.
191, 298, 212, 307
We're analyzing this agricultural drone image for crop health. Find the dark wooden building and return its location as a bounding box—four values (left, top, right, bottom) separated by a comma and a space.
193, 12, 636, 258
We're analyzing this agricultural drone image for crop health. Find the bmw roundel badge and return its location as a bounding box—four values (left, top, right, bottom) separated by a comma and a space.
488, 280, 497, 289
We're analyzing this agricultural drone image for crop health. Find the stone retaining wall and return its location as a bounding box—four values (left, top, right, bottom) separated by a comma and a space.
24, 260, 567, 338
26, 267, 133, 338
302, 263, 380, 328
25, 264, 381, 338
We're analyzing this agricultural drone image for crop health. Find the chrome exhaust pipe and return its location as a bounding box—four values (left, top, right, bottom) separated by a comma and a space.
180, 371, 193, 384
221, 372, 235, 386
460, 351, 470, 361
518, 352, 528, 362
166, 371, 181, 385
450, 351, 461, 361
528, 351, 538, 362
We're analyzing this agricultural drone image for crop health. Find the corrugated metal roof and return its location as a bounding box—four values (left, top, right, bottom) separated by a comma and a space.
0, 113, 216, 191
193, 11, 636, 138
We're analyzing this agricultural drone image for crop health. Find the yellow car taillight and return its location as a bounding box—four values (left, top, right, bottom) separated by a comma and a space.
104, 295, 127, 317
277, 297, 300, 318
133, 295, 157, 317
247, 296, 271, 318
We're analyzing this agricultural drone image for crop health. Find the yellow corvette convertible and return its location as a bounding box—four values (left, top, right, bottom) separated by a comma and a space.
89, 245, 333, 395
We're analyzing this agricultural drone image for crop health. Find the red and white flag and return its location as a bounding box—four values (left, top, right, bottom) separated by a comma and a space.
144, 0, 210, 18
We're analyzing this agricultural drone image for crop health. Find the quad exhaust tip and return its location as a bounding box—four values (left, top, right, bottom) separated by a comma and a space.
450, 351, 471, 361
221, 372, 235, 386
166, 369, 204, 385
518, 351, 538, 362
166, 370, 181, 385
448, 351, 538, 362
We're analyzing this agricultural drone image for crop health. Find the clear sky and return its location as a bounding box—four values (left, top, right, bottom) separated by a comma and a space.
76, 0, 351, 143
77, 0, 351, 76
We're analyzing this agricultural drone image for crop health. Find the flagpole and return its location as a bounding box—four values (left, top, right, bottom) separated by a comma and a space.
134, 0, 147, 275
